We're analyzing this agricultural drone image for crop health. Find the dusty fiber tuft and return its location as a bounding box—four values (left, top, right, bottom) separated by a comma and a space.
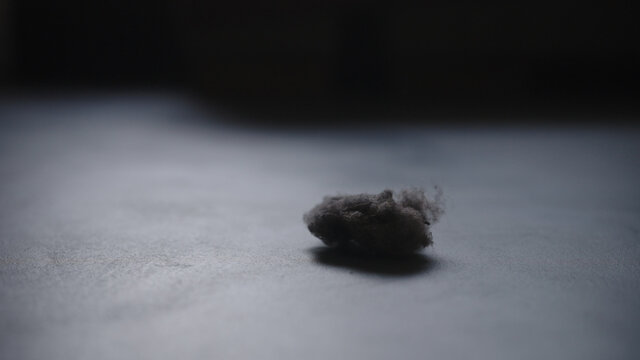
304, 188, 443, 255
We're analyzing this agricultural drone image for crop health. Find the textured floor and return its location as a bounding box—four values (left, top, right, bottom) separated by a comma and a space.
1, 95, 639, 360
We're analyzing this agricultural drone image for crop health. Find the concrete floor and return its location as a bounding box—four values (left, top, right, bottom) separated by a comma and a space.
1, 95, 639, 360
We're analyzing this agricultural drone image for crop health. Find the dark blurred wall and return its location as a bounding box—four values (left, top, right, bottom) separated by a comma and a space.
180, 2, 639, 110
11, 0, 185, 87
5, 0, 639, 115
0, 0, 10, 85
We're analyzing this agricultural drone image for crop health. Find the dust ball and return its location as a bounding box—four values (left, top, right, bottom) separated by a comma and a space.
303, 188, 444, 255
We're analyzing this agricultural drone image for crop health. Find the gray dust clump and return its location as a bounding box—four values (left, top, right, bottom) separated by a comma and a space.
304, 188, 444, 255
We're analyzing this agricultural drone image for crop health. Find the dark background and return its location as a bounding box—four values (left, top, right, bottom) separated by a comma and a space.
2, 0, 638, 120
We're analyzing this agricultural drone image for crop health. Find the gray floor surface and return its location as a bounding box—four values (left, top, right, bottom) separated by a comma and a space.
1, 95, 639, 360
